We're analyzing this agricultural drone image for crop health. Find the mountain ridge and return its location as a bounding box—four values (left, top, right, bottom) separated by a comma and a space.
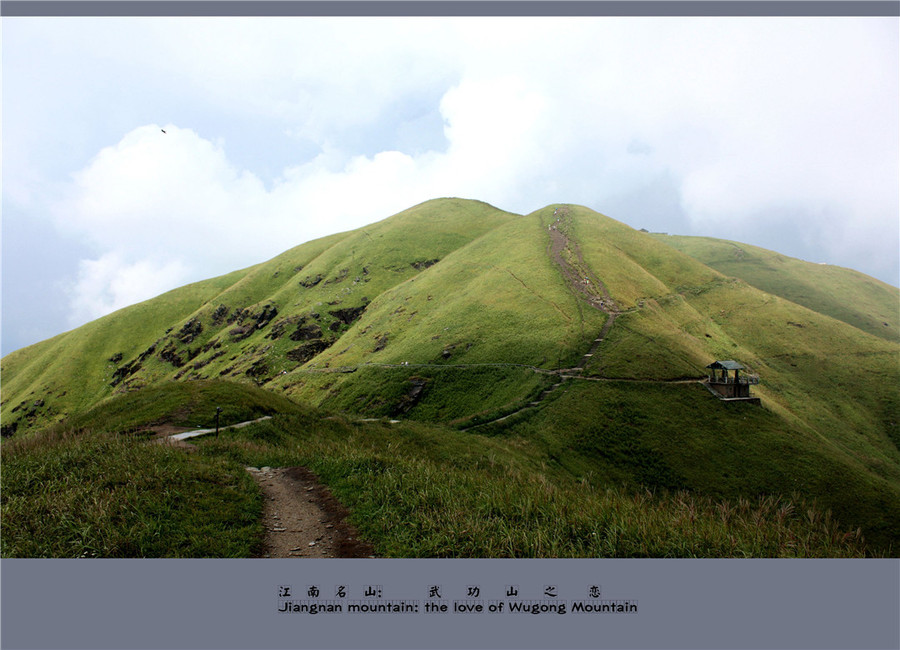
2, 197, 898, 552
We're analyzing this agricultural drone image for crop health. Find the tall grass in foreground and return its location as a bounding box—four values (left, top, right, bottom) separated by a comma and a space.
1, 429, 262, 558
198, 416, 870, 558
1, 408, 873, 558
313, 457, 867, 558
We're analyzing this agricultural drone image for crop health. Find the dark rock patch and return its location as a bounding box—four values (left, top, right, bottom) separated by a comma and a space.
228, 305, 278, 340
110, 360, 143, 387
291, 324, 323, 341
23, 398, 48, 420
138, 344, 157, 362
246, 360, 270, 381
193, 350, 225, 370
373, 334, 389, 352
268, 316, 301, 340
287, 340, 330, 364
411, 259, 439, 271
267, 321, 289, 340
299, 274, 323, 288
212, 304, 230, 324
177, 318, 203, 344
227, 308, 246, 324
202, 338, 222, 352
324, 268, 349, 285
108, 352, 123, 364
159, 344, 185, 368
392, 378, 427, 415
329, 303, 368, 326
255, 305, 278, 329
229, 324, 254, 341
1, 420, 18, 438
270, 314, 326, 341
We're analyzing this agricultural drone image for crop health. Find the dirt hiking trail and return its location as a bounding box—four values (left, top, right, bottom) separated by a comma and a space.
245, 465, 374, 558
155, 421, 374, 558
460, 206, 622, 430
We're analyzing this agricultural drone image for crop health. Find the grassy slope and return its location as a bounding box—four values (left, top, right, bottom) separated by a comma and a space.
0, 380, 870, 558
0, 381, 310, 558
653, 234, 900, 342
562, 208, 900, 548
493, 379, 900, 551
2, 200, 898, 553
279, 205, 605, 417
0, 199, 519, 434
0, 268, 250, 422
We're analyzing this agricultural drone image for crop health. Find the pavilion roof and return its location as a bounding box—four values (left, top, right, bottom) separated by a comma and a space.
706, 360, 745, 371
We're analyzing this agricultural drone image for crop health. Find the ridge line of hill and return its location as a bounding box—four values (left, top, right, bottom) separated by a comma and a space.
461, 205, 623, 430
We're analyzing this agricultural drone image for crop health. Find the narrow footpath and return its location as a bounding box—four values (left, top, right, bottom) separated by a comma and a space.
154, 418, 373, 558
245, 465, 374, 558
461, 206, 622, 430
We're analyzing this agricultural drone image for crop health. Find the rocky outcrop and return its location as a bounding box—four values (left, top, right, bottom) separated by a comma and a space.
286, 340, 330, 364
290, 323, 323, 342
228, 305, 278, 341
299, 274, 323, 288
177, 318, 203, 344
329, 303, 368, 326
411, 259, 439, 271
392, 377, 427, 415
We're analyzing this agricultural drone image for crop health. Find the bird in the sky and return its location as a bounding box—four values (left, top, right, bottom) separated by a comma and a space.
161, 129, 167, 134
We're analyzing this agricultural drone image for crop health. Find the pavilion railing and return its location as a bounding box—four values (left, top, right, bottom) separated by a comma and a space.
707, 374, 759, 385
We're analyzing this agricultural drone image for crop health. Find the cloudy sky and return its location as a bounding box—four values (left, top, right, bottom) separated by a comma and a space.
2, 15, 898, 355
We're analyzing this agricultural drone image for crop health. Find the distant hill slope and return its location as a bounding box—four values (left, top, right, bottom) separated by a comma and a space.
653, 234, 899, 342
2, 198, 898, 551
0, 198, 518, 435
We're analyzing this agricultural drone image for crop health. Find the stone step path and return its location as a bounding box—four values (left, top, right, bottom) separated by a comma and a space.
169, 415, 273, 440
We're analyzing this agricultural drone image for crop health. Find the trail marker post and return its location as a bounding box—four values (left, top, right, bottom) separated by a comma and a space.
216, 407, 222, 437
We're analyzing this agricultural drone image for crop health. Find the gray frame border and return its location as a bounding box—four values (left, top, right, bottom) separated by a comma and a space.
2, 558, 899, 650
2, 1, 899, 17
2, 1, 898, 649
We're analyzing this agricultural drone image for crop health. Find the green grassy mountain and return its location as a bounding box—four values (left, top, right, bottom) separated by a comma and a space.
2, 198, 898, 555
653, 234, 899, 342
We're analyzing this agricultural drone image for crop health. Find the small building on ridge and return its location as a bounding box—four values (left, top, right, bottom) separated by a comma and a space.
705, 360, 760, 402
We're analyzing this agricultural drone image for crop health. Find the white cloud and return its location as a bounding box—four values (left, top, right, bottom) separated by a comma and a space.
68, 253, 190, 325
18, 16, 900, 335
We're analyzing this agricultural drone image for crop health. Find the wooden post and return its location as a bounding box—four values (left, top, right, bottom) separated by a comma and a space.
216, 407, 222, 438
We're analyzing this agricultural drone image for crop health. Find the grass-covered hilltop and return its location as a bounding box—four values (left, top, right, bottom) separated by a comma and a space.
3, 198, 899, 558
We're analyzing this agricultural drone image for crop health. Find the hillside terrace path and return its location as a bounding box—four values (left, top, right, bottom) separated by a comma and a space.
458, 206, 624, 430
155, 418, 374, 559
279, 207, 695, 430
275, 207, 703, 430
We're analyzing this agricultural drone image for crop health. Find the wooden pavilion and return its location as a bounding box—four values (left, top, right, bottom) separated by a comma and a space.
705, 360, 760, 402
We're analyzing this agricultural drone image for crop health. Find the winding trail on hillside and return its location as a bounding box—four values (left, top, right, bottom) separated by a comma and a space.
244, 465, 375, 558
458, 207, 624, 431
275, 207, 704, 431
154, 418, 374, 558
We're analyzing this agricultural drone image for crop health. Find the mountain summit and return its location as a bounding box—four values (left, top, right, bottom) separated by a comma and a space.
3, 198, 898, 552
